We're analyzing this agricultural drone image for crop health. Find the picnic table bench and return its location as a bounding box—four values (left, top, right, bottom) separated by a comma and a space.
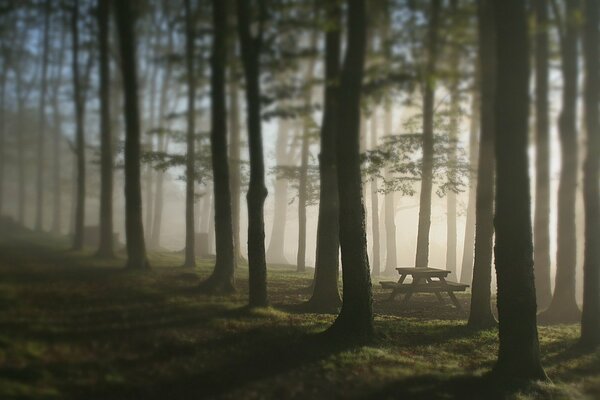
380, 267, 469, 311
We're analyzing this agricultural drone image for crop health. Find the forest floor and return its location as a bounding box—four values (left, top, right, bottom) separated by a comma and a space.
0, 228, 598, 400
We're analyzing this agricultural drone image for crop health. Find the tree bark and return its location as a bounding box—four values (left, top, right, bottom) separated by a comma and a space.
71, 1, 86, 250
326, 0, 373, 342
182, 0, 196, 268
370, 112, 381, 277
35, 0, 51, 232
113, 0, 150, 270
415, 0, 440, 268
96, 0, 114, 258
307, 0, 342, 312
467, 0, 496, 330
199, 0, 236, 293
237, 0, 268, 307
228, 59, 243, 263
540, 0, 581, 322
533, 0, 553, 309
492, 0, 547, 381
580, 0, 600, 349
383, 102, 397, 275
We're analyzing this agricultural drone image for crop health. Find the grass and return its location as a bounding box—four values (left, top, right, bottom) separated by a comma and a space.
0, 229, 598, 399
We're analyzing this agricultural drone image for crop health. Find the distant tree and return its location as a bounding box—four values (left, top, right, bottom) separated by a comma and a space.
113, 0, 150, 270
199, 0, 236, 293
533, 0, 552, 309
540, 0, 581, 322
237, 0, 268, 307
228, 53, 243, 264
326, 0, 373, 342
414, 0, 441, 268
580, 0, 600, 350
492, 0, 547, 380
96, 0, 114, 258
467, 0, 496, 330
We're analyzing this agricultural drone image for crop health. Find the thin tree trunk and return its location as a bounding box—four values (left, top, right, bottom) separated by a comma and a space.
35, 0, 51, 232
182, 0, 196, 268
96, 0, 114, 258
580, 0, 600, 349
71, 1, 86, 250
540, 0, 581, 322
383, 102, 397, 275
267, 120, 290, 264
237, 0, 268, 307
370, 111, 380, 277
492, 0, 547, 381
200, 0, 236, 292
0, 69, 5, 216
307, 0, 342, 312
113, 0, 149, 270
228, 58, 243, 263
415, 0, 440, 268
467, 0, 496, 330
326, 0, 373, 342
533, 0, 552, 309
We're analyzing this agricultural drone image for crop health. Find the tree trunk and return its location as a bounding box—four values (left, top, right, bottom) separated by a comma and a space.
307, 0, 342, 312
460, 84, 479, 284
467, 0, 496, 330
35, 0, 51, 232
0, 69, 5, 216
540, 0, 581, 322
114, 0, 149, 270
580, 0, 600, 349
492, 0, 547, 381
96, 0, 114, 258
370, 112, 380, 277
200, 0, 236, 293
71, 1, 86, 250
237, 0, 268, 307
383, 102, 397, 275
326, 0, 373, 342
415, 0, 440, 268
182, 0, 196, 268
228, 58, 243, 263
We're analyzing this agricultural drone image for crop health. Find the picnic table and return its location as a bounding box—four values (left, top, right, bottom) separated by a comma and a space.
380, 267, 469, 311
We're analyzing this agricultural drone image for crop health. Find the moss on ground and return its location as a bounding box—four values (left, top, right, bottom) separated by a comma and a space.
0, 231, 597, 399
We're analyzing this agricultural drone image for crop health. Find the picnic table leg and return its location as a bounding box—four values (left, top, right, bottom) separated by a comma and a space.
399, 290, 414, 307
386, 274, 407, 301
426, 277, 445, 304
447, 291, 463, 312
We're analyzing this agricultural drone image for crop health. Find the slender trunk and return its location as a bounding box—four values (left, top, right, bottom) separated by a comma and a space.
0, 72, 5, 216
467, 0, 496, 329
237, 0, 268, 307
580, 0, 600, 349
383, 102, 397, 275
267, 120, 290, 264
307, 0, 342, 312
370, 112, 380, 277
415, 0, 440, 268
492, 0, 547, 381
96, 0, 114, 258
228, 59, 242, 263
183, 0, 196, 268
327, 0, 373, 342
71, 2, 86, 250
297, 122, 309, 272
460, 83, 479, 284
541, 0, 581, 321
35, 0, 51, 231
114, 0, 149, 269
200, 0, 236, 292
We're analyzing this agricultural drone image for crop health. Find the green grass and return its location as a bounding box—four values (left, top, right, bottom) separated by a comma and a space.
0, 230, 597, 399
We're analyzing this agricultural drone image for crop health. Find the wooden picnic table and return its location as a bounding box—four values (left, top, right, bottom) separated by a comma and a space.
380, 267, 469, 311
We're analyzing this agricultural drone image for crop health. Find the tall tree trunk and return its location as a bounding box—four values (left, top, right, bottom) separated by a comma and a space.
326, 0, 373, 342
35, 0, 51, 232
71, 1, 86, 250
415, 0, 440, 268
114, 0, 149, 270
237, 0, 268, 307
228, 59, 243, 263
182, 0, 196, 268
200, 0, 236, 293
533, 0, 552, 309
267, 120, 291, 265
580, 0, 600, 349
467, 0, 496, 330
96, 0, 114, 258
0, 70, 5, 216
460, 84, 480, 284
540, 0, 581, 322
307, 0, 342, 312
370, 111, 380, 277
492, 0, 547, 381
383, 102, 397, 275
